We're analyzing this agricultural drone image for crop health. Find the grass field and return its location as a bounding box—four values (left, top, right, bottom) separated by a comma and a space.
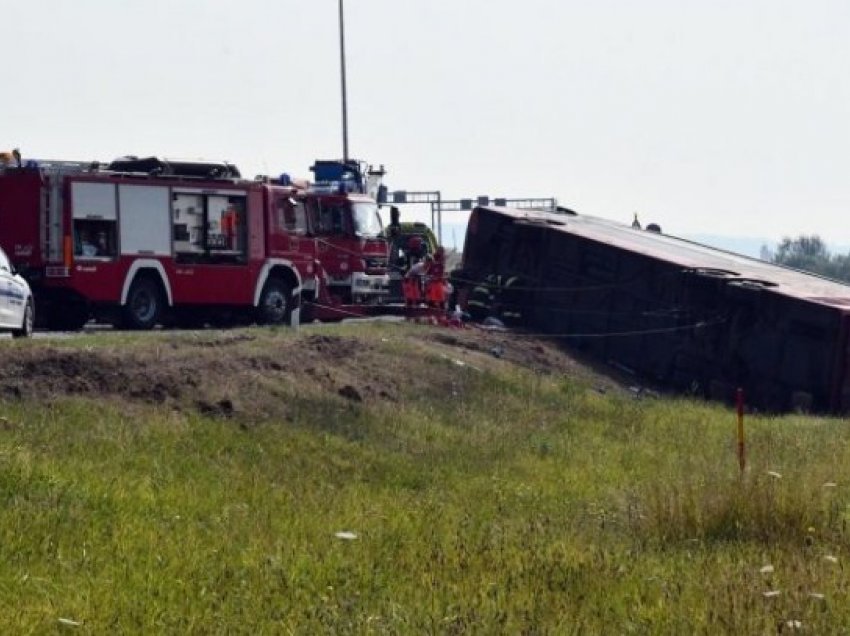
1, 325, 850, 633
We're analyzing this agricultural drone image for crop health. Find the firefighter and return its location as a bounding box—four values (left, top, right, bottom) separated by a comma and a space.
221, 205, 239, 250
406, 235, 426, 269
424, 247, 448, 309
407, 254, 433, 282
466, 273, 526, 324
386, 206, 401, 240
386, 207, 407, 271
403, 254, 433, 307
467, 274, 500, 320
499, 275, 526, 325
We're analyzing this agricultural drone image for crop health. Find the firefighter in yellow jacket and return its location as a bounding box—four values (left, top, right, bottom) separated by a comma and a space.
467, 274, 525, 324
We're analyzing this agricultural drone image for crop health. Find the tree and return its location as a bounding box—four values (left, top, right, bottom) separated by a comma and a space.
772, 235, 850, 283
773, 235, 830, 270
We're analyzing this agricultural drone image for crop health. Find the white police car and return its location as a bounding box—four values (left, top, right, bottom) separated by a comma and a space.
0, 246, 33, 337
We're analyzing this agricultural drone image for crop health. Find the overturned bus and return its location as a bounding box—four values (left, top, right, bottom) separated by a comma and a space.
456, 205, 850, 413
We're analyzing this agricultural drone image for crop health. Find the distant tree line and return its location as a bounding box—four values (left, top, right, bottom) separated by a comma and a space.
763, 235, 850, 283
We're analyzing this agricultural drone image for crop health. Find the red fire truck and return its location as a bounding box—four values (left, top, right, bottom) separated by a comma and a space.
0, 154, 389, 330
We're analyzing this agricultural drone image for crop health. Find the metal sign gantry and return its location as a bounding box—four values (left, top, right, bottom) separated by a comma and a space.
382, 190, 558, 244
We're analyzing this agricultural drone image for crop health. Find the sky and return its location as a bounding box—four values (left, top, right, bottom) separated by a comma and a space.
2, 0, 848, 249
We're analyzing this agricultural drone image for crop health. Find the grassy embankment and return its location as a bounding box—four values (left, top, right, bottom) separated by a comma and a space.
1, 324, 850, 633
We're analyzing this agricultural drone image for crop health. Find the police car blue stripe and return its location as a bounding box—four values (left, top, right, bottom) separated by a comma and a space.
0, 287, 26, 301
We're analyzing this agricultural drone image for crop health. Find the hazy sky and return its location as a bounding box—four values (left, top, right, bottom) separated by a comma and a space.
2, 1, 848, 245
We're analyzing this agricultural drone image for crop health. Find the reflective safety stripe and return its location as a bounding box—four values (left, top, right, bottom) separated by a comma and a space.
469, 284, 492, 303
468, 275, 503, 313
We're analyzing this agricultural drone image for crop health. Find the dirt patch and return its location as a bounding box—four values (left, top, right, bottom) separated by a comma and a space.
422, 327, 629, 391
0, 333, 398, 416
0, 325, 631, 420
426, 330, 567, 371
1, 348, 189, 401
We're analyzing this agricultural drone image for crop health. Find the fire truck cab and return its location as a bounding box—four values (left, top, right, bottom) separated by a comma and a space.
298, 188, 388, 305
0, 154, 389, 329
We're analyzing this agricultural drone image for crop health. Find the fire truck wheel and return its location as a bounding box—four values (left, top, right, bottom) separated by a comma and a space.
12, 299, 34, 338
123, 277, 163, 330
258, 278, 292, 325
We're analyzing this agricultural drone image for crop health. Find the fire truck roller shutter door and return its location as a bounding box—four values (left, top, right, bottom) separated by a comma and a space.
119, 185, 171, 256
71, 181, 119, 260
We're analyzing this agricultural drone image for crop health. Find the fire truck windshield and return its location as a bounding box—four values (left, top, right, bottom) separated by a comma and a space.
351, 202, 383, 238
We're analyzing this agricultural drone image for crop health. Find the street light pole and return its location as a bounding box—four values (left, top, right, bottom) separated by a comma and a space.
338, 0, 349, 161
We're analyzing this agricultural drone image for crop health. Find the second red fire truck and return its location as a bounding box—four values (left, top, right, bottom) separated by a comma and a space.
0, 153, 390, 330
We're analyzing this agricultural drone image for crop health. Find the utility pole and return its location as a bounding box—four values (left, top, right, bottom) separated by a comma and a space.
338, 0, 350, 161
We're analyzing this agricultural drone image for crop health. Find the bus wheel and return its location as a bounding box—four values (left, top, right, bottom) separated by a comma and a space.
258, 279, 291, 325
123, 277, 163, 330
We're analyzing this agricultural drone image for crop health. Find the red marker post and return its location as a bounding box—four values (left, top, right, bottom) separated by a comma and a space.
736, 388, 746, 474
